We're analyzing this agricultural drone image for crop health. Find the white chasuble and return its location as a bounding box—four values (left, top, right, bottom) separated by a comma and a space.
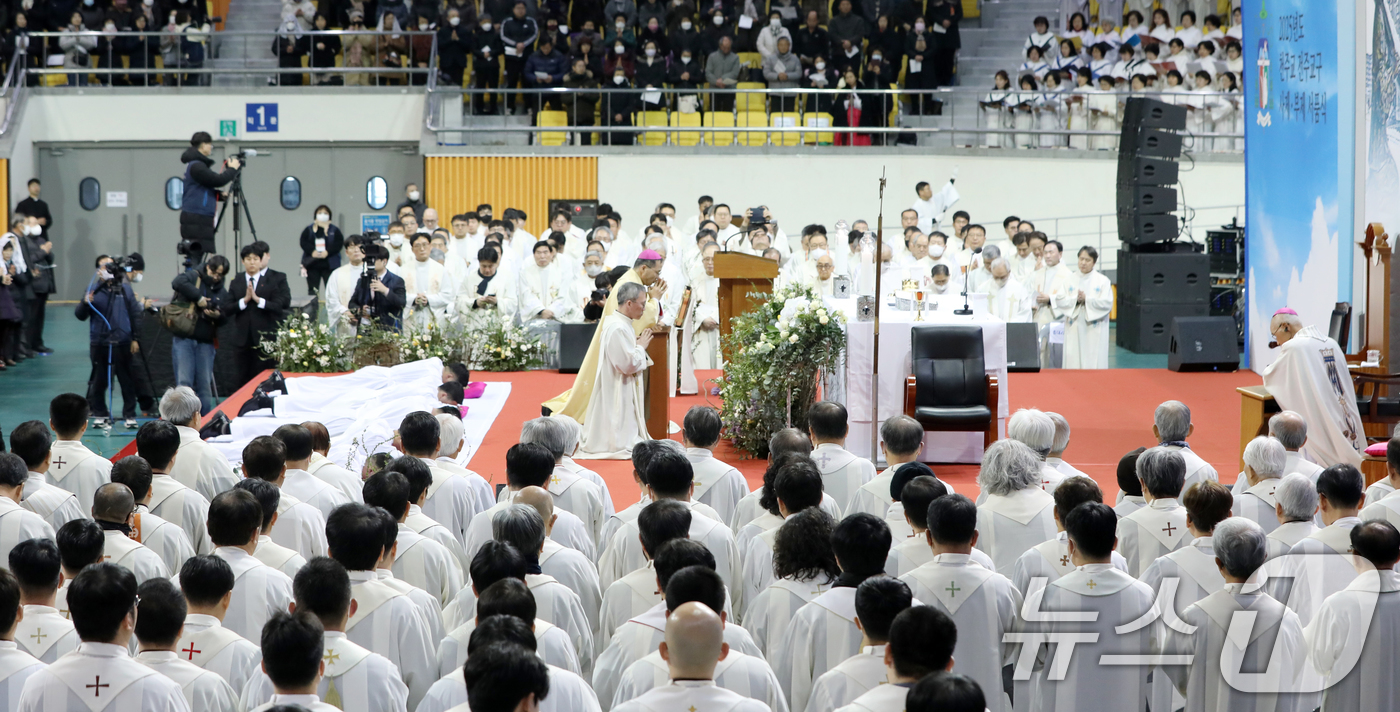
46, 439, 112, 513
17, 642, 188, 712
974, 487, 1058, 575
611, 650, 787, 712
806, 645, 886, 712
1306, 570, 1400, 712
208, 547, 294, 644
14, 604, 77, 663
1116, 497, 1191, 577
772, 586, 864, 712
132, 652, 236, 712
238, 631, 409, 712
344, 570, 437, 710
577, 312, 651, 458
1262, 325, 1365, 468
174, 614, 261, 696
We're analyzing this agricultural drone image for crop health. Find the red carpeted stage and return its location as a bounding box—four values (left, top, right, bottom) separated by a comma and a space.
133, 367, 1260, 511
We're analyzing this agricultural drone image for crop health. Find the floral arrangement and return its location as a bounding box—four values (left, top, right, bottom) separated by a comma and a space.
717, 284, 847, 457
469, 317, 551, 372
258, 312, 346, 373
401, 320, 468, 364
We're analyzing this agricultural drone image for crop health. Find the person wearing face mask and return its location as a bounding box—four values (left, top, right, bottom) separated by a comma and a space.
113, 14, 161, 86
168, 254, 230, 412
281, 0, 317, 32
667, 47, 700, 109
272, 20, 307, 85
471, 14, 504, 114
601, 67, 639, 144
637, 16, 669, 57
603, 0, 636, 37
634, 40, 666, 109
437, 8, 471, 86
803, 51, 839, 114
637, 0, 666, 39
756, 10, 792, 61
563, 56, 601, 144
860, 50, 893, 144
298, 205, 344, 295
579, 250, 609, 305
16, 213, 53, 357
409, 13, 436, 86
667, 13, 699, 56
868, 14, 903, 72
300, 14, 343, 85
500, 1, 539, 115
981, 257, 1033, 323
395, 182, 426, 222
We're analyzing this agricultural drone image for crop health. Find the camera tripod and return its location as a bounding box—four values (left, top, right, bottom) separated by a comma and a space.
216, 168, 259, 255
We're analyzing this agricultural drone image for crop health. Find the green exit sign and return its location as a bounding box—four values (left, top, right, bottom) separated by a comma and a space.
219, 120, 237, 138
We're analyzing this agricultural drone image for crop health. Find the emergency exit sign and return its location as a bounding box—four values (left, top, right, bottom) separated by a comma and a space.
219, 120, 237, 137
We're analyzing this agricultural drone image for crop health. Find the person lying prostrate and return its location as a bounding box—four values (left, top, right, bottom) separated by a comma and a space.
442, 362, 487, 399
131, 578, 238, 712
806, 576, 913, 712
438, 382, 469, 416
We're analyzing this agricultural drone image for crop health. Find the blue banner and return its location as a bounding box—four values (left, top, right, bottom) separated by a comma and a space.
1244, 0, 1356, 370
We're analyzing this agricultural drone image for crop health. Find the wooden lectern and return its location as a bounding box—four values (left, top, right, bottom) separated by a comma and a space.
645, 327, 670, 439
714, 252, 780, 361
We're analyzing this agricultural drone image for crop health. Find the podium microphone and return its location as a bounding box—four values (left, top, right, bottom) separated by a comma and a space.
954, 247, 981, 316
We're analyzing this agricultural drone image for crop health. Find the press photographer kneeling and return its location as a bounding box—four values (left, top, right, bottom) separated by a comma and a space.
347, 240, 406, 332
166, 254, 230, 415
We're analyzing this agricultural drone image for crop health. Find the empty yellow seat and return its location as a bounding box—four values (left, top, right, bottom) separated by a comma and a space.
536, 110, 568, 146
736, 111, 768, 146
770, 112, 801, 146
636, 111, 669, 146
670, 112, 702, 146
736, 81, 767, 112
804, 112, 835, 145
702, 112, 735, 146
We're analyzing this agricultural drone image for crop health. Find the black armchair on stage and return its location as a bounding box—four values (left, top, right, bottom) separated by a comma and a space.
903, 324, 999, 449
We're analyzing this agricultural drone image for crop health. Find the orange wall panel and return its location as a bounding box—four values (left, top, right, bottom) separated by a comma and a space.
425, 156, 598, 237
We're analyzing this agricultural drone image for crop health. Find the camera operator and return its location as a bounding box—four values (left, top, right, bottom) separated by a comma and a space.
75, 255, 143, 428
180, 130, 241, 257
347, 242, 406, 332
170, 254, 230, 414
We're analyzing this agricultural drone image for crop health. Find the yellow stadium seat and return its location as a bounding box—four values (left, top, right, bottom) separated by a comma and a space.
670, 112, 702, 146
702, 112, 735, 146
536, 110, 569, 146
736, 81, 767, 112
770, 112, 801, 146
737, 52, 762, 70
804, 112, 835, 145
636, 111, 669, 146
736, 111, 768, 146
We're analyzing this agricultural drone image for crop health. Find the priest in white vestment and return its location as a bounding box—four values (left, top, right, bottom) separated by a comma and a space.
900, 496, 1020, 712
611, 650, 786, 712
0, 630, 44, 711
20, 454, 87, 532
176, 558, 264, 696
682, 407, 751, 526
1266, 474, 1320, 559
458, 248, 517, 324
46, 400, 113, 513
131, 579, 238, 712
610, 601, 771, 712
1054, 246, 1112, 369
1261, 309, 1366, 469
159, 388, 240, 502
1305, 520, 1400, 712
93, 484, 170, 584
363, 471, 464, 607
275, 430, 353, 522
743, 508, 838, 658
203, 490, 296, 644
238, 439, 328, 562
515, 418, 608, 546
982, 258, 1033, 323
1028, 242, 1073, 366
17, 563, 190, 712
808, 402, 877, 514
911, 176, 960, 234
1116, 447, 1192, 577
422, 613, 598, 712
688, 244, 723, 370
804, 576, 909, 712
735, 464, 830, 616
849, 416, 928, 520
326, 237, 370, 338
234, 478, 307, 579
108, 456, 198, 575
1160, 518, 1305, 712
1009, 476, 1130, 598
1233, 436, 1287, 533
9, 538, 78, 663
512, 487, 603, 631
0, 466, 56, 572
833, 605, 959, 712
973, 441, 1058, 574
598, 481, 739, 595
578, 282, 655, 458
1269, 464, 1366, 627
395, 412, 485, 551
1045, 412, 1089, 481
802, 251, 839, 297
304, 424, 366, 505
142, 435, 214, 555
400, 233, 455, 329
434, 413, 499, 521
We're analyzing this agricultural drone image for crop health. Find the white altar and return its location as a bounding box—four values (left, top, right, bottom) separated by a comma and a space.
825, 294, 1009, 464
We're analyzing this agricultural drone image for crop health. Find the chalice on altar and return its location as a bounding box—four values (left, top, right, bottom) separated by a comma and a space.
914, 291, 925, 321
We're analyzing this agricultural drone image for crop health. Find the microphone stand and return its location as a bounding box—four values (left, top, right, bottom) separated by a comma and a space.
954, 247, 981, 316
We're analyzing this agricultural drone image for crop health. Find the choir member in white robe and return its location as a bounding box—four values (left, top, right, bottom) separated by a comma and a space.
805, 577, 910, 712
808, 403, 877, 513
834, 605, 959, 712
239, 438, 328, 561
736, 462, 829, 616
109, 459, 197, 576
1305, 520, 1400, 712
0, 456, 56, 567
772, 514, 892, 712
579, 283, 655, 458
424, 613, 599, 712
912, 176, 960, 234
611, 599, 771, 712
8, 538, 79, 663
0, 586, 45, 712
1116, 447, 1192, 577
402, 233, 456, 329
304, 426, 365, 505
1028, 502, 1156, 712
1160, 518, 1305, 712
1054, 246, 1113, 369
274, 426, 353, 522
511, 487, 602, 632
326, 504, 437, 711
1009, 476, 1130, 598
363, 471, 463, 608
175, 555, 264, 697
139, 422, 214, 555
325, 238, 370, 339
983, 258, 1033, 324
204, 490, 296, 644
1233, 437, 1287, 533
681, 407, 751, 525
1266, 474, 1320, 559
1262, 309, 1366, 469
14, 425, 86, 530
238, 553, 408, 710
743, 508, 839, 658
849, 416, 927, 519
131, 579, 238, 712
599, 472, 740, 595
973, 440, 1059, 575
46, 395, 113, 513
158, 390, 240, 502
93, 485, 170, 585
17, 563, 190, 712
900, 496, 1020, 712
1270, 465, 1366, 627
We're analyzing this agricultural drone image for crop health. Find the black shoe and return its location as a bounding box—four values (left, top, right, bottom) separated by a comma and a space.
35, 347, 53, 355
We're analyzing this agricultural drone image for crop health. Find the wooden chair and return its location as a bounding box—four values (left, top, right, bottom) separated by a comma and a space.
902, 325, 999, 448
1354, 372, 1400, 443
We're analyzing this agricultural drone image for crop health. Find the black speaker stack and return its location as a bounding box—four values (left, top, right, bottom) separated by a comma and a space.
1115, 97, 1214, 354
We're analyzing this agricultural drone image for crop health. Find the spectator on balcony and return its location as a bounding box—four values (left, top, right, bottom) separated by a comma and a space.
471, 14, 504, 112
756, 10, 792, 62
6, 13, 38, 87
272, 21, 305, 85
637, 0, 666, 34
438, 8, 471, 86
803, 53, 838, 113
378, 0, 411, 29
444, 0, 478, 27
603, 0, 637, 33
668, 46, 700, 103
501, 1, 539, 114
762, 36, 800, 111
283, 0, 316, 31
603, 38, 635, 78
524, 36, 568, 111
634, 39, 667, 110
410, 14, 435, 84
570, 34, 602, 74
793, 10, 829, 69
59, 12, 96, 86
862, 51, 893, 142
604, 11, 636, 50
343, 13, 376, 84
698, 9, 732, 60
563, 56, 600, 144
542, 17, 570, 51
412, 0, 441, 27
114, 14, 160, 85
905, 34, 937, 114
573, 18, 605, 53
571, 0, 605, 31
668, 14, 700, 59
638, 16, 668, 57
927, 0, 960, 86
828, 0, 867, 53
302, 14, 342, 84
705, 34, 741, 112
601, 66, 637, 145
869, 15, 902, 71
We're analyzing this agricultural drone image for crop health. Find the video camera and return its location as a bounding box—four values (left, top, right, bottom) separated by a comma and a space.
101, 253, 143, 289
746, 207, 769, 226
229, 147, 259, 161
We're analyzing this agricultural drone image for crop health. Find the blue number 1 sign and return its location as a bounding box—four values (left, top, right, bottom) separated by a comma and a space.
246, 103, 279, 133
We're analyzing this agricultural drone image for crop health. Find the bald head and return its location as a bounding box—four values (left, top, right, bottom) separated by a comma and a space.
92, 483, 135, 523
1268, 411, 1308, 451
769, 428, 812, 458
661, 602, 727, 679
514, 485, 556, 531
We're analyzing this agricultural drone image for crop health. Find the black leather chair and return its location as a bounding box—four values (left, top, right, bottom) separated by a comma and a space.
903, 325, 999, 448
1329, 302, 1351, 348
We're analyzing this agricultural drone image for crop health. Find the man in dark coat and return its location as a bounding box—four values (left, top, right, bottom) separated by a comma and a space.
220, 240, 291, 388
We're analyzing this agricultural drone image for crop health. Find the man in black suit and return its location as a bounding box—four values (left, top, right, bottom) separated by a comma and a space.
222, 240, 291, 386
348, 242, 407, 331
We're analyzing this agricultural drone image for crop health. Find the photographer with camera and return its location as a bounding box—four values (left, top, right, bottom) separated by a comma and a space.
347, 241, 406, 332
75, 254, 144, 428
168, 254, 230, 414
179, 131, 241, 258
325, 233, 370, 338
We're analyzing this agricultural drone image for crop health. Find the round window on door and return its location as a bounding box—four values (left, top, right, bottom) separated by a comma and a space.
367, 176, 388, 210
280, 177, 302, 210
165, 177, 184, 210
78, 177, 100, 211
